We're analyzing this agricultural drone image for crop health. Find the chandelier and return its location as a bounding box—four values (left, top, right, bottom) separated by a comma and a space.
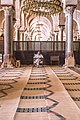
22, 0, 63, 16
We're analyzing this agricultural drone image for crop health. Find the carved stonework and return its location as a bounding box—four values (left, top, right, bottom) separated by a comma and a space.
65, 0, 77, 6
3, 6, 13, 16
66, 5, 76, 16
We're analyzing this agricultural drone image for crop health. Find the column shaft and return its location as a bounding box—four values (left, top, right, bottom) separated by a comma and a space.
67, 12, 73, 53
60, 26, 64, 41
11, 10, 14, 55
54, 31, 59, 50
65, 6, 76, 67
54, 31, 58, 41
4, 7, 10, 55
2, 7, 14, 68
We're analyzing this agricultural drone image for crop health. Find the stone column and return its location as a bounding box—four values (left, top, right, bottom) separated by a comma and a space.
15, 27, 20, 51
16, 27, 20, 41
59, 25, 65, 50
59, 25, 65, 41
2, 6, 14, 68
20, 31, 24, 50
51, 33, 55, 41
10, 9, 14, 55
20, 32, 23, 41
54, 31, 59, 41
65, 5, 76, 67
54, 31, 59, 50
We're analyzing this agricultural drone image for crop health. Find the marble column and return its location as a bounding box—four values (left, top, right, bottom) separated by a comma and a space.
54, 31, 59, 41
20, 31, 24, 50
59, 25, 65, 50
2, 6, 14, 68
20, 32, 23, 41
15, 27, 20, 50
11, 8, 14, 57
59, 25, 65, 41
51, 34, 55, 41
65, 5, 76, 67
54, 31, 59, 50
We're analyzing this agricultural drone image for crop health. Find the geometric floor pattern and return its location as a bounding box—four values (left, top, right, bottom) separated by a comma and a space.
70, 66, 80, 74
15, 67, 66, 120
0, 68, 24, 98
14, 66, 80, 120
0, 66, 80, 120
0, 67, 31, 120
51, 66, 80, 108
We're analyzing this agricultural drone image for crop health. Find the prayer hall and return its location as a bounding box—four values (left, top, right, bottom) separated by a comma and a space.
0, 0, 80, 120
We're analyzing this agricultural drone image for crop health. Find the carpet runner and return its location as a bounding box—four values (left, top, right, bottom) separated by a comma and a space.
51, 66, 80, 108
14, 66, 80, 120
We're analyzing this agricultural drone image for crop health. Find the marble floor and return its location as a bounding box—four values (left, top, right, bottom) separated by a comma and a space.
0, 66, 80, 120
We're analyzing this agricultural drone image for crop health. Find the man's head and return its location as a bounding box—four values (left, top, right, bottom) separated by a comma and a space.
37, 51, 40, 55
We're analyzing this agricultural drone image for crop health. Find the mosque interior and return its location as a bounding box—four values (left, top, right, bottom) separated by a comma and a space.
0, 0, 80, 120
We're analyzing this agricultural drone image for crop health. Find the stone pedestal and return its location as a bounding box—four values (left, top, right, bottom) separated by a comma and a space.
2, 54, 13, 68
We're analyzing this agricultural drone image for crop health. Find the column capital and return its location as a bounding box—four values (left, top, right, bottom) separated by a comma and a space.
65, 5, 76, 16
3, 6, 14, 15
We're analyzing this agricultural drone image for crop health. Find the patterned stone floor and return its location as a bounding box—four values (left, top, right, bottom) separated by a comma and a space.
0, 66, 80, 120
70, 66, 80, 74
51, 66, 80, 108
0, 67, 32, 120
14, 66, 80, 120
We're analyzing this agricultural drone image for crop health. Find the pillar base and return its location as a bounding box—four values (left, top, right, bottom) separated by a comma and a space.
1, 54, 14, 68
1, 62, 14, 68
64, 55, 75, 67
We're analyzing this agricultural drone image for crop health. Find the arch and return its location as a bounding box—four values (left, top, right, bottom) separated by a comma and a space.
29, 16, 52, 41
0, 10, 4, 37
73, 10, 80, 34
0, 9, 4, 12
73, 18, 79, 30
30, 16, 52, 31
73, 19, 78, 40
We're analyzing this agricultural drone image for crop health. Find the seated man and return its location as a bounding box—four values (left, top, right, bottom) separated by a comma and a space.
33, 51, 44, 67
38, 52, 44, 65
